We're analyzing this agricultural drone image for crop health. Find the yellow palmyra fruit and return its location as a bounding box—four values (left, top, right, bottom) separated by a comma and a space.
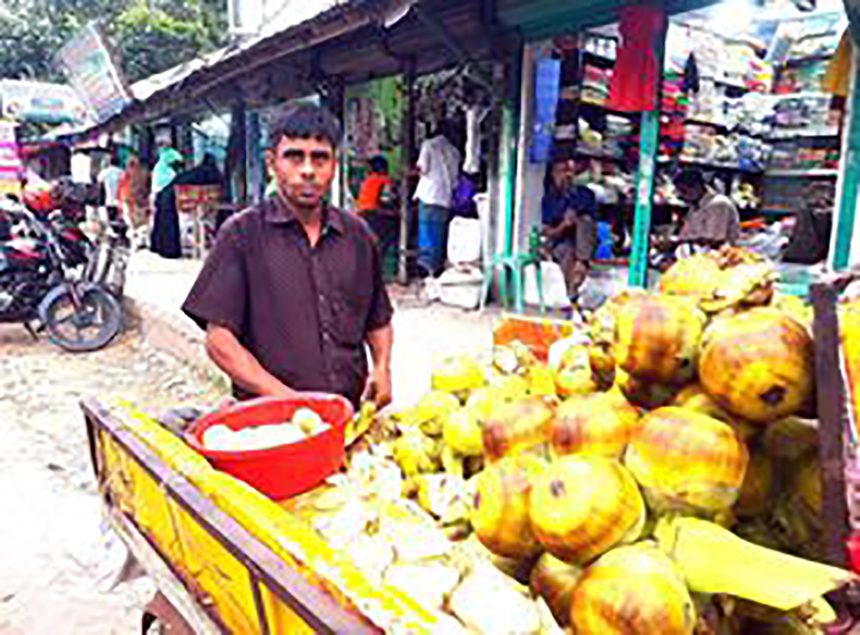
656, 516, 854, 612
570, 542, 696, 635
529, 456, 645, 566
481, 397, 555, 462
614, 294, 707, 386
549, 392, 641, 460
625, 407, 749, 513
471, 454, 546, 560
699, 308, 814, 424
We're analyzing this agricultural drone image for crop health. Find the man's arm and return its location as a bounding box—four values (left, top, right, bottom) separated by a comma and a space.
205, 323, 297, 397
364, 323, 393, 407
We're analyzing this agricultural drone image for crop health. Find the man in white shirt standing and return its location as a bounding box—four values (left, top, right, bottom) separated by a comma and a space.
414, 122, 461, 277
97, 156, 124, 226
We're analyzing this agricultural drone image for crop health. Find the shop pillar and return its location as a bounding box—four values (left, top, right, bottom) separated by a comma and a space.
397, 58, 417, 285
628, 17, 667, 289
831, 43, 860, 271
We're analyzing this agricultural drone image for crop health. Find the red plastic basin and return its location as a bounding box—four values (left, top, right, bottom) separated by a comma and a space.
184, 394, 354, 501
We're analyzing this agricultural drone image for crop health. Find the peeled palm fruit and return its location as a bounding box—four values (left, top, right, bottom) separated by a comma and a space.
570, 542, 696, 635
529, 456, 645, 565
625, 407, 749, 513
431, 355, 487, 395
292, 407, 325, 434
550, 393, 640, 459
449, 564, 542, 634
699, 308, 814, 423
614, 294, 706, 385
529, 552, 584, 627
482, 397, 555, 461
471, 455, 546, 560
656, 516, 854, 611
442, 408, 484, 457
383, 561, 462, 612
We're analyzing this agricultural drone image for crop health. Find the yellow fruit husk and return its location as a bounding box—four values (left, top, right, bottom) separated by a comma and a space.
527, 363, 557, 397
430, 355, 488, 402
762, 417, 819, 461
549, 393, 641, 459
442, 408, 484, 457
392, 429, 440, 477
570, 542, 696, 635
660, 247, 775, 314
734, 448, 774, 518
625, 407, 749, 513
404, 391, 461, 437
529, 553, 584, 627
471, 455, 546, 560
655, 516, 854, 611
482, 397, 556, 462
672, 384, 757, 441
488, 374, 530, 402
699, 308, 814, 423
614, 293, 707, 385
840, 302, 860, 439
529, 456, 645, 566
615, 368, 680, 410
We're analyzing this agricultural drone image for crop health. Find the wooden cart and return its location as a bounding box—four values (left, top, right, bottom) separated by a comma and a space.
82, 398, 433, 634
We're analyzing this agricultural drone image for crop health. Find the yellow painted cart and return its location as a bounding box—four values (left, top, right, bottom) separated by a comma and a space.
81, 399, 438, 634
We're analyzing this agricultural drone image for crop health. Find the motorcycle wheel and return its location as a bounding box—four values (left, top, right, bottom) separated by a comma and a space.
42, 285, 122, 352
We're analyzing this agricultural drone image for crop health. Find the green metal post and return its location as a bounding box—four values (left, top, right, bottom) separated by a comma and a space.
831, 47, 860, 271
628, 18, 667, 289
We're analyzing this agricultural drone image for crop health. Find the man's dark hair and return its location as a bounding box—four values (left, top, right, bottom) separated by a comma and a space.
368, 155, 389, 173
673, 168, 705, 191
268, 102, 343, 149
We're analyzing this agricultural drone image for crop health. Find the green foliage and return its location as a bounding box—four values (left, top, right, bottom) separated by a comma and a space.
0, 0, 227, 84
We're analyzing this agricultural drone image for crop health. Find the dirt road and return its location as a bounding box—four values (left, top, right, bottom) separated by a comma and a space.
0, 325, 223, 634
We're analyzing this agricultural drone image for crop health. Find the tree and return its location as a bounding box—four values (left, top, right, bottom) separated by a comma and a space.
0, 0, 228, 85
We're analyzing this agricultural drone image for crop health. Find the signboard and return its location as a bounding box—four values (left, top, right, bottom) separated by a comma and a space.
0, 121, 23, 196
0, 80, 89, 123
55, 23, 131, 123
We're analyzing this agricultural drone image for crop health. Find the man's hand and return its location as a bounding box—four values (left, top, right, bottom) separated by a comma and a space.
365, 324, 393, 408
363, 366, 392, 409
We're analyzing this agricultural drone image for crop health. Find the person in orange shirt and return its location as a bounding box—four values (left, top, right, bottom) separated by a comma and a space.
356, 155, 395, 214
356, 155, 398, 268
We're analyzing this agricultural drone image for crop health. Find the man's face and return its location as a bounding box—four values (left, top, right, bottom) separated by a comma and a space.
267, 136, 336, 211
676, 182, 703, 206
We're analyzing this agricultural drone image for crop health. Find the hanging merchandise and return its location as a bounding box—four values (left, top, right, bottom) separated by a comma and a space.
530, 54, 562, 164
608, 5, 666, 112
463, 105, 488, 175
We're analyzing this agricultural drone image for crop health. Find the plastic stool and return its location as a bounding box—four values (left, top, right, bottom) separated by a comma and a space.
480, 226, 545, 314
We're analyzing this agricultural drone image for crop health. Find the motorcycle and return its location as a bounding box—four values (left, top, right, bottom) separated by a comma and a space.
0, 196, 122, 352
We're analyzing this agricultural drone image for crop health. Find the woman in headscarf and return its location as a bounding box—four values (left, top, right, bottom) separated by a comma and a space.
150, 149, 186, 258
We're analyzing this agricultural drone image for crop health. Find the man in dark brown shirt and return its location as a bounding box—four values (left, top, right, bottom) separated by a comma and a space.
182, 103, 394, 408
